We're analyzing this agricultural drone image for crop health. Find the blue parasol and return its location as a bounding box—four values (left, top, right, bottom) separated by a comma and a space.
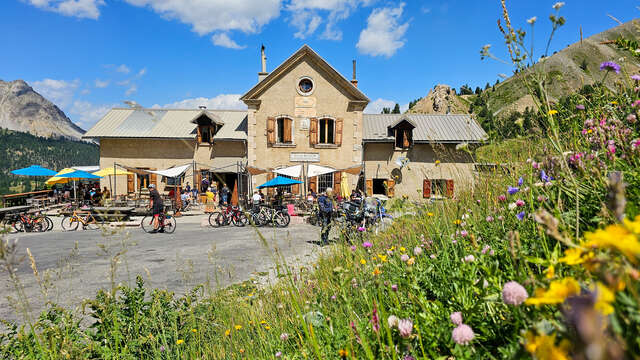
257, 176, 303, 189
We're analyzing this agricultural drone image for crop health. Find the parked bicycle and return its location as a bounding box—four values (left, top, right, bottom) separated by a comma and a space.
249, 205, 290, 228
7, 212, 49, 233
141, 212, 176, 234
61, 210, 102, 231
209, 205, 248, 227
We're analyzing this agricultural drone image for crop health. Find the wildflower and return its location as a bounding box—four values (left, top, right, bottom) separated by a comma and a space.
486, 215, 494, 222
515, 199, 525, 207
518, 176, 524, 186
400, 254, 410, 262
275, 351, 282, 358
537, 195, 546, 202
502, 281, 529, 305
407, 257, 415, 265
633, 99, 640, 107
400, 246, 406, 252
481, 245, 491, 254
388, 315, 399, 328
435, 160, 441, 165
338, 349, 349, 358
413, 246, 423, 256
357, 226, 366, 232
377, 254, 388, 262
507, 186, 520, 195
525, 277, 581, 305
460, 230, 468, 237
398, 319, 413, 338
235, 325, 242, 330
331, 295, 337, 301
584, 222, 640, 263
498, 194, 507, 201
159, 345, 165, 352
191, 328, 197, 333
497, 215, 504, 221
453, 219, 461, 225
404, 356, 416, 360
540, 170, 553, 182
430, 254, 436, 259
576, 104, 585, 110
372, 268, 381, 276
450, 312, 463, 326
350, 245, 356, 251
628, 114, 637, 123
508, 202, 517, 210
516, 211, 526, 221
370, 305, 380, 332
552, 2, 565, 10
600, 61, 621, 74
463, 255, 475, 263
525, 332, 570, 360
531, 161, 540, 169
558, 247, 585, 265
527, 16, 537, 24
362, 242, 372, 248
360, 259, 366, 265
545, 265, 555, 279
391, 284, 398, 291
176, 339, 184, 345
427, 212, 434, 217
452, 324, 475, 345
548, 109, 558, 115
280, 333, 289, 341
593, 282, 615, 315
631, 139, 640, 150
225, 329, 231, 336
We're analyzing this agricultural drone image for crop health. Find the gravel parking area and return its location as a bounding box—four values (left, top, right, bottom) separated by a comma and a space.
0, 216, 323, 323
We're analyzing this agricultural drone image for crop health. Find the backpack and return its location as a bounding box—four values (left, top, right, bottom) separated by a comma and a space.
318, 196, 332, 213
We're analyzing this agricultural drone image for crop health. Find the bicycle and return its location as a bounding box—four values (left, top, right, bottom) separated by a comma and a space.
141, 212, 176, 234
9, 212, 46, 233
209, 205, 248, 227
61, 210, 102, 231
250, 205, 290, 228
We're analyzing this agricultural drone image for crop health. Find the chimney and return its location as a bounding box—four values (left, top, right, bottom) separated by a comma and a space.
198, 105, 207, 110
351, 59, 358, 88
258, 44, 268, 82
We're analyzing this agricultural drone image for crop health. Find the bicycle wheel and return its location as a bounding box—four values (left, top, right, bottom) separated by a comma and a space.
44, 216, 54, 231
85, 215, 100, 230
162, 215, 177, 234
208, 212, 222, 227
32, 216, 48, 232
232, 212, 248, 227
273, 212, 288, 228
61, 216, 79, 231
141, 216, 155, 233
12, 220, 25, 233
279, 211, 290, 227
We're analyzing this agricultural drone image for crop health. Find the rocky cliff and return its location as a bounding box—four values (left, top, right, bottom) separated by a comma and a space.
0, 79, 85, 140
407, 84, 469, 114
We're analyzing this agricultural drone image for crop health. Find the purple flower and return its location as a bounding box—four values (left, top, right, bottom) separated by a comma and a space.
452, 324, 475, 345
350, 245, 357, 251
575, 104, 585, 110
280, 333, 289, 341
507, 186, 520, 195
517, 176, 524, 186
515, 199, 525, 207
331, 295, 337, 301
276, 351, 282, 358
600, 61, 621, 73
486, 215, 494, 222
430, 254, 436, 259
413, 246, 423, 256
463, 255, 475, 263
398, 319, 413, 338
460, 230, 468, 237
357, 226, 366, 232
633, 100, 640, 107
516, 211, 525, 221
391, 284, 398, 292
362, 242, 372, 248
540, 170, 553, 182
631, 74, 640, 81
400, 254, 410, 262
498, 194, 507, 202
502, 281, 529, 305
537, 195, 547, 202
481, 245, 491, 254
159, 345, 165, 352
450, 312, 463, 326
403, 356, 416, 360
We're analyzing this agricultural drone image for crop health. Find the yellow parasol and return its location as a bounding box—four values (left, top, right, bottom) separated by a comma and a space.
45, 168, 75, 185
341, 172, 350, 199
92, 166, 132, 177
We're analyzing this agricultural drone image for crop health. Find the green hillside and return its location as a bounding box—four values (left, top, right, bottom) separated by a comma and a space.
0, 128, 99, 195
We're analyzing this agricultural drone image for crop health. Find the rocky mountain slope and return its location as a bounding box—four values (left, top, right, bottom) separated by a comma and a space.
0, 79, 85, 140
406, 84, 468, 114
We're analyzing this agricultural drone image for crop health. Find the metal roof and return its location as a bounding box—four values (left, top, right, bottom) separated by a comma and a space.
83, 108, 247, 140
363, 114, 487, 143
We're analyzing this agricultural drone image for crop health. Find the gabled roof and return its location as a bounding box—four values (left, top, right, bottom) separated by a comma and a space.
240, 44, 369, 103
363, 114, 487, 143
83, 108, 247, 140
388, 116, 417, 129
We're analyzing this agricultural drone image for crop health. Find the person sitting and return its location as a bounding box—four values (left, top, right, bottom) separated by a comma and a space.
180, 190, 190, 209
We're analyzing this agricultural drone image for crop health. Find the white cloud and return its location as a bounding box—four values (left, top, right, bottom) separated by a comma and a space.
287, 0, 373, 40
31, 78, 80, 108
95, 79, 110, 88
116, 64, 131, 74
24, 0, 105, 19
137, 67, 147, 77
68, 100, 115, 128
211, 33, 246, 49
116, 80, 130, 86
364, 98, 408, 114
357, 3, 409, 58
153, 94, 247, 110
124, 0, 282, 35
125, 84, 138, 96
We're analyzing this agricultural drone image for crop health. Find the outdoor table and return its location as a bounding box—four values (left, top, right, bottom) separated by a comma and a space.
90, 206, 135, 222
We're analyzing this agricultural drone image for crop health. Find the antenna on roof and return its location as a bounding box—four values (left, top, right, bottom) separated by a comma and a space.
123, 100, 142, 109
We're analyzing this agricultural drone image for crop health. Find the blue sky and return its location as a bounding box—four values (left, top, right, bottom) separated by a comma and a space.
0, 0, 636, 129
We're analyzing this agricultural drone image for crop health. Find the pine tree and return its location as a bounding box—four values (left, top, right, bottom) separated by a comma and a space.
392, 104, 401, 114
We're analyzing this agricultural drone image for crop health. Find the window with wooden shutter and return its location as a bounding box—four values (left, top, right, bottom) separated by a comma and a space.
423, 179, 431, 198
333, 171, 341, 194
335, 118, 343, 146
386, 179, 395, 197
150, 170, 157, 187
309, 117, 318, 145
366, 179, 373, 196
127, 174, 134, 193
446, 180, 454, 198
308, 176, 317, 193
267, 117, 276, 145
283, 118, 292, 143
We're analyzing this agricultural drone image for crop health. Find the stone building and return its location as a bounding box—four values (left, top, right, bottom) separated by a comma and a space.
84, 45, 487, 200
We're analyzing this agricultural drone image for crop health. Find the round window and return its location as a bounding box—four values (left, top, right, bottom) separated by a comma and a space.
298, 77, 314, 95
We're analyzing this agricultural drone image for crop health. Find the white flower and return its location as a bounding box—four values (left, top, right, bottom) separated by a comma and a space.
387, 315, 399, 328
552, 2, 565, 10
463, 255, 475, 263
508, 202, 517, 211
527, 16, 537, 24
534, 182, 544, 187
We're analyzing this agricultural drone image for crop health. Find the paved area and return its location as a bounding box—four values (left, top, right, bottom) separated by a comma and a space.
0, 216, 324, 323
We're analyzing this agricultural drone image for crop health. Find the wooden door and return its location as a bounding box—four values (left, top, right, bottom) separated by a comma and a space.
365, 179, 373, 196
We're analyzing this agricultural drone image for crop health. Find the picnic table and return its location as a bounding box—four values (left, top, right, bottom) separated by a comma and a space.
1, 190, 52, 207
0, 205, 33, 222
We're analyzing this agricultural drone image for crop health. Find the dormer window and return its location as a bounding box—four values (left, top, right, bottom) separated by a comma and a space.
389, 117, 416, 150
193, 113, 222, 145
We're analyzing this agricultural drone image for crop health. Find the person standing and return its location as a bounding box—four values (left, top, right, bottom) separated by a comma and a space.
220, 183, 230, 206
318, 187, 334, 245
148, 184, 164, 233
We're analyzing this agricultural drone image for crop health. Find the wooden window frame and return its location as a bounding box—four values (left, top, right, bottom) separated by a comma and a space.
276, 117, 294, 145
318, 118, 335, 145
394, 129, 413, 149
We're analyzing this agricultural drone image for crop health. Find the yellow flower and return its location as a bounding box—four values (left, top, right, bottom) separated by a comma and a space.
611, 101, 618, 105
435, 160, 441, 165
624, 215, 640, 234
239, 349, 245, 353
224, 329, 231, 336
453, 219, 461, 225
235, 325, 242, 330
592, 282, 615, 315
548, 109, 558, 115
260, 320, 266, 324
377, 254, 387, 262
372, 268, 381, 276
545, 265, 555, 279
407, 257, 415, 266
587, 129, 593, 134
427, 212, 434, 217
525, 331, 570, 360
176, 339, 184, 345
584, 223, 640, 263
360, 259, 366, 265
558, 247, 585, 265
338, 349, 349, 357
400, 247, 406, 252
265, 325, 271, 330
191, 328, 197, 333
525, 277, 581, 305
